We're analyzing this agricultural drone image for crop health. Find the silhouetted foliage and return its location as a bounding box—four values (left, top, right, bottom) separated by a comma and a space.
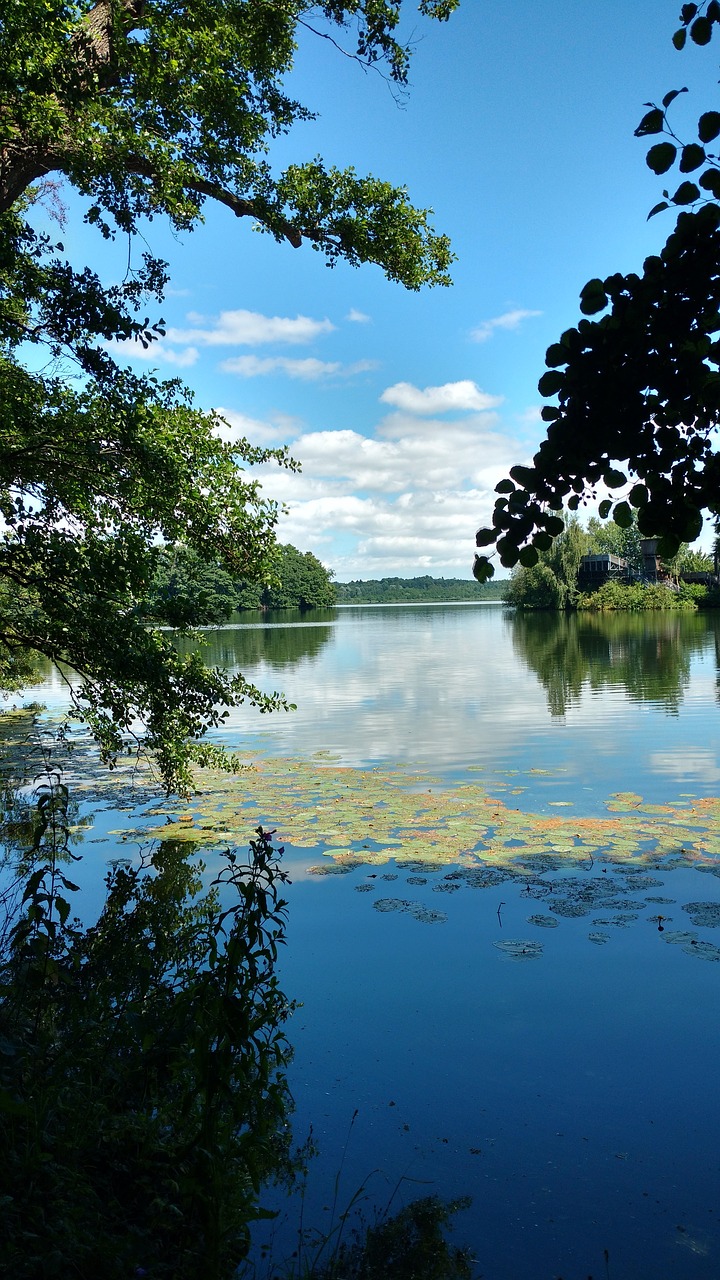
474, 8, 720, 580
0, 763, 297, 1279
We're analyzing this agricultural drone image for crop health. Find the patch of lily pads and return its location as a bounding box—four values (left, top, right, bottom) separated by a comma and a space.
682, 901, 720, 927
107, 756, 720, 886
373, 898, 447, 925
663, 930, 720, 961
7, 723, 720, 957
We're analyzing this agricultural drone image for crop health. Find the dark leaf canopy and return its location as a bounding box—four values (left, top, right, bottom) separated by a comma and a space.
474, 12, 720, 583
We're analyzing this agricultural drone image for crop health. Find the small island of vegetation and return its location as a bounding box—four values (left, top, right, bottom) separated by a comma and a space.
506, 513, 719, 612
143, 543, 337, 625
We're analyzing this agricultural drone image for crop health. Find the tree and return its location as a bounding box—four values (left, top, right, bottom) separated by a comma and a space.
260, 543, 336, 610
474, 4, 720, 583
142, 545, 240, 627
505, 516, 587, 610
0, 0, 458, 792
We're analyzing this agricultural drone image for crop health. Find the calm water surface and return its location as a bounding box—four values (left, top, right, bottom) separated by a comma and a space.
25, 604, 720, 1278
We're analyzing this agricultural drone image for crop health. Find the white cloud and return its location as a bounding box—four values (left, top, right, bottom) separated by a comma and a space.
248, 403, 522, 579
212, 407, 297, 447
515, 405, 543, 427
160, 345, 199, 368
380, 379, 503, 415
165, 308, 335, 347
220, 355, 378, 381
650, 748, 720, 784
470, 309, 542, 343
107, 339, 199, 368
377, 409, 500, 441
347, 308, 371, 323
276, 489, 490, 578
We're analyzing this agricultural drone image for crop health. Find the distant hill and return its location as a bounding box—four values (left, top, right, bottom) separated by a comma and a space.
335, 575, 507, 604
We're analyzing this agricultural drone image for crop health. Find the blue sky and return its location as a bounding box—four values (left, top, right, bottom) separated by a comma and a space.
77, 1, 720, 579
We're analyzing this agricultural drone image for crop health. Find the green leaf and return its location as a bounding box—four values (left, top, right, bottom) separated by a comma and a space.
579, 279, 609, 315
517, 545, 539, 567
662, 87, 688, 108
679, 143, 706, 173
672, 28, 687, 49
603, 468, 627, 488
472, 554, 494, 582
494, 478, 515, 494
509, 464, 539, 488
598, 499, 613, 519
544, 515, 565, 537
545, 343, 568, 368
496, 536, 520, 568
681, 3, 698, 22
538, 370, 565, 396
532, 531, 553, 551
475, 527, 496, 548
657, 532, 681, 557
648, 201, 670, 219
672, 181, 700, 204
681, 505, 704, 541
629, 483, 649, 508
699, 168, 720, 196
690, 16, 712, 44
699, 111, 720, 143
635, 108, 665, 137
613, 501, 633, 529
646, 142, 677, 175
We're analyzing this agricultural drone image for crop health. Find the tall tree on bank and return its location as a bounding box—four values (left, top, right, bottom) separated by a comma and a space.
0, 0, 457, 792
233, 544, 336, 610
474, 3, 720, 583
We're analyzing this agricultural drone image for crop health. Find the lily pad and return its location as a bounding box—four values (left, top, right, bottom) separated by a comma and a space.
372, 897, 447, 924
527, 914, 559, 929
493, 939, 544, 961
682, 901, 720, 927
684, 939, 720, 961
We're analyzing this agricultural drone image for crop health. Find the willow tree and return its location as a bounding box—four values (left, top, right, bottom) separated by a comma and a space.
0, 0, 457, 791
474, 3, 720, 583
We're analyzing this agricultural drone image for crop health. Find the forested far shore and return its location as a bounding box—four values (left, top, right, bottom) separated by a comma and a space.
143, 543, 336, 624
142, 554, 510, 624
335, 576, 508, 604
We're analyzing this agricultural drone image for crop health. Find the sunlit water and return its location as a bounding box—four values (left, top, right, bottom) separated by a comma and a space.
16, 604, 720, 1278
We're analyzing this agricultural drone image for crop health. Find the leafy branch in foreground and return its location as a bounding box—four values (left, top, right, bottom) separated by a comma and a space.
474, 6, 720, 581
0, 0, 456, 286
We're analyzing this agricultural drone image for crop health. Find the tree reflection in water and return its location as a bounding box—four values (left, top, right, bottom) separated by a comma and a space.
509, 609, 720, 716
174, 609, 337, 673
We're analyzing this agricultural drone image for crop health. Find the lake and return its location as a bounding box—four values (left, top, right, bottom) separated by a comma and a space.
18, 603, 720, 1279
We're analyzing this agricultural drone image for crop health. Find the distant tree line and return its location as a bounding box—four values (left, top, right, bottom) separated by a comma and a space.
335, 575, 507, 604
143, 544, 336, 626
506, 515, 716, 611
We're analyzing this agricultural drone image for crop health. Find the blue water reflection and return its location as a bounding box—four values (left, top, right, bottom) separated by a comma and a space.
169, 603, 720, 809
17, 603, 720, 1277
